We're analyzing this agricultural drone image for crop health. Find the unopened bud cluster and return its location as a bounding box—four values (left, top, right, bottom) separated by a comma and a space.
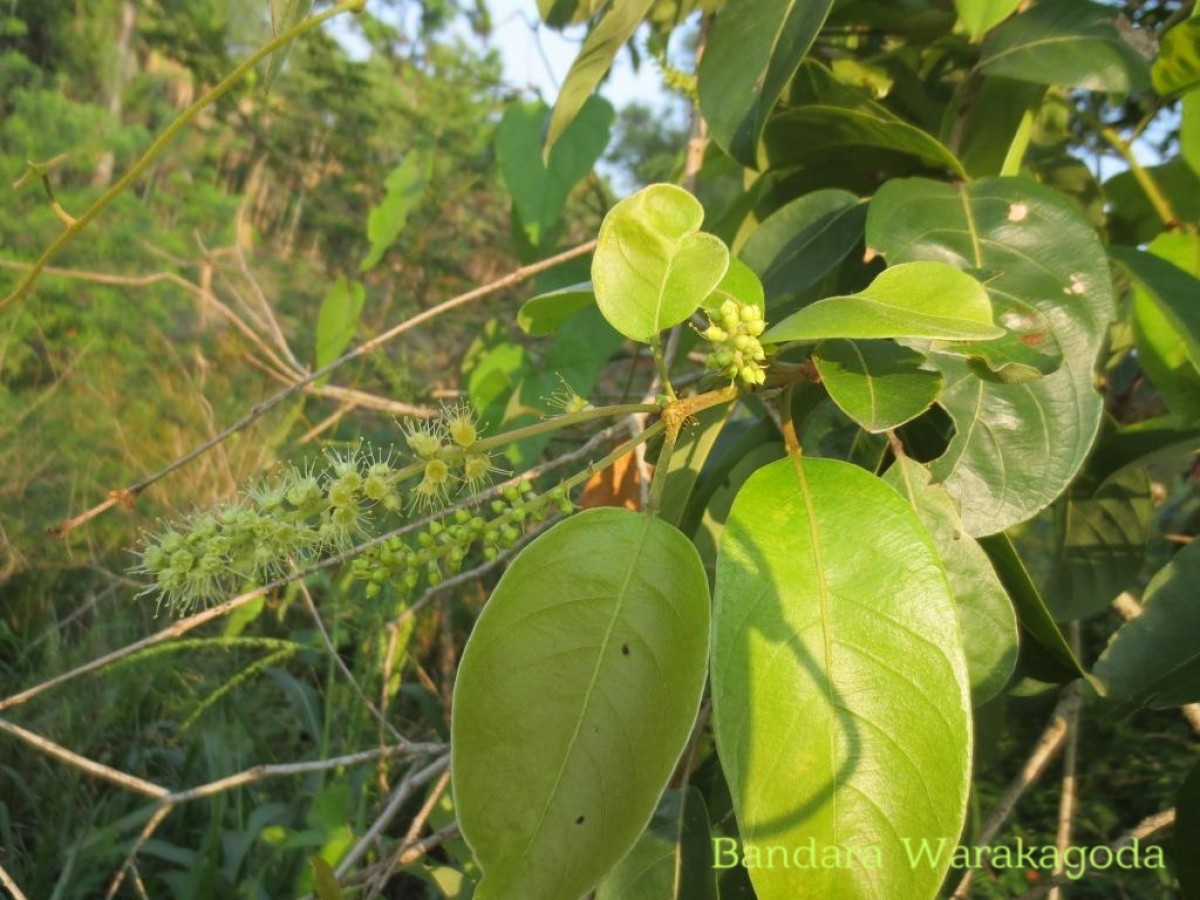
132, 404, 508, 615
701, 299, 768, 386
352, 482, 575, 600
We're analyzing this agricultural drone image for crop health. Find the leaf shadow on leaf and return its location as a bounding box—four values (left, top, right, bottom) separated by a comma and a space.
717, 521, 863, 838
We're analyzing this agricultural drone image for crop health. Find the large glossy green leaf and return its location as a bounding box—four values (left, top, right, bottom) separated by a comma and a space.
979, 534, 1088, 683
885, 457, 1019, 704
593, 184, 729, 342
496, 97, 614, 247
1177, 761, 1200, 898
314, 278, 365, 384
711, 456, 971, 899
595, 788, 717, 900
814, 340, 943, 433
1112, 238, 1200, 421
980, 0, 1151, 92
360, 152, 431, 272
452, 508, 710, 900
868, 177, 1113, 535
739, 190, 866, 307
697, 0, 834, 167
1093, 541, 1200, 718
763, 261, 1001, 344
954, 0, 1021, 40
1152, 18, 1200, 96
1043, 466, 1153, 622
545, 0, 654, 158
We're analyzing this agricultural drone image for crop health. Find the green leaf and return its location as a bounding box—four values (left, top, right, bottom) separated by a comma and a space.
763, 261, 1001, 344
885, 456, 1019, 704
1093, 541, 1200, 718
932, 294, 1064, 384
593, 184, 729, 342
518, 281, 596, 336
1177, 761, 1200, 898
739, 189, 866, 307
697, 0, 835, 167
595, 788, 717, 900
1044, 466, 1153, 622
1152, 18, 1200, 96
360, 153, 431, 272
953, 78, 1046, 178
452, 508, 711, 900
979, 534, 1089, 683
545, 0, 654, 158
954, 0, 1021, 40
496, 97, 614, 247
265, 0, 313, 90
314, 278, 365, 383
1112, 238, 1200, 421
308, 856, 343, 900
980, 0, 1151, 93
1184, 91, 1200, 177
764, 103, 967, 180
868, 177, 1114, 535
538, 0, 605, 28
814, 339, 943, 433
701, 257, 765, 317
711, 456, 971, 899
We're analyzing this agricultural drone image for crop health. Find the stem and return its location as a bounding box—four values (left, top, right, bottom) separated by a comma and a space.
1100, 126, 1180, 228
1000, 104, 1037, 177
474, 402, 659, 454
652, 339, 677, 401
0, 0, 365, 311
779, 386, 803, 459
645, 426, 677, 515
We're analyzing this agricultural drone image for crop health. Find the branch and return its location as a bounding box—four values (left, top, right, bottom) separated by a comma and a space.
950, 689, 1080, 899
0, 860, 29, 900
47, 239, 597, 537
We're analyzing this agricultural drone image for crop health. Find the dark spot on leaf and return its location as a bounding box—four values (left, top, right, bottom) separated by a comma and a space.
1019, 332, 1046, 345
575, 815, 585, 825
621, 643, 630, 656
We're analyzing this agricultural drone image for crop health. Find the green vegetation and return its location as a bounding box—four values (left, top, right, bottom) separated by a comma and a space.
2, 1, 1199, 898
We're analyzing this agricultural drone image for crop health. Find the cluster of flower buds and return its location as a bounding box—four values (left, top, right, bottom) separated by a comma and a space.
133, 404, 508, 615
351, 481, 575, 600
700, 299, 768, 386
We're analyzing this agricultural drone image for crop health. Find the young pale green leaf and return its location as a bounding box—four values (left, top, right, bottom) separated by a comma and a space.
711, 456, 972, 900
763, 261, 1001, 344
701, 257, 765, 317
517, 281, 595, 336
979, 535, 1089, 683
933, 294, 1064, 384
314, 278, 365, 384
739, 189, 865, 307
1093, 541, 1200, 719
496, 97, 614, 247
452, 508, 710, 900
360, 153, 431, 272
308, 857, 344, 900
697, 0, 835, 167
954, 0, 1022, 40
1112, 238, 1200, 421
868, 177, 1113, 535
593, 184, 729, 342
884, 457, 1019, 704
1177, 761, 1200, 897
813, 340, 943, 433
1045, 467, 1154, 622
595, 788, 717, 900
264, 0, 313, 90
1152, 18, 1200, 96
544, 0, 654, 159
980, 0, 1151, 92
